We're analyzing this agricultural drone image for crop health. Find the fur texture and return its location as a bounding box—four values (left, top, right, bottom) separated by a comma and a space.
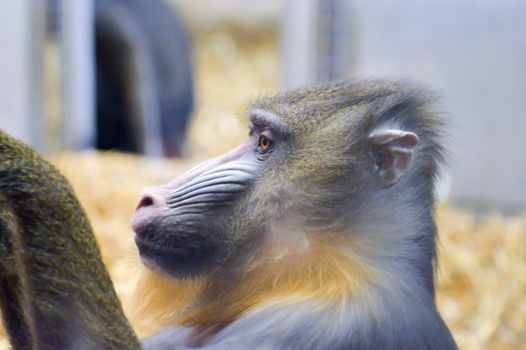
0, 131, 141, 349
139, 80, 456, 349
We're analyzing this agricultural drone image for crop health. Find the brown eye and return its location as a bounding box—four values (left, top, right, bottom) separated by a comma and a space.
258, 135, 272, 153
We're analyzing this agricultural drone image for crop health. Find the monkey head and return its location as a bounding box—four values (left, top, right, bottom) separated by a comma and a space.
131, 81, 440, 280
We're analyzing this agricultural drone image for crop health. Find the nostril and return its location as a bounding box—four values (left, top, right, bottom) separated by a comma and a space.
135, 190, 166, 211
137, 196, 154, 209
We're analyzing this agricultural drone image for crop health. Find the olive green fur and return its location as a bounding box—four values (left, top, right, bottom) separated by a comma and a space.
0, 131, 141, 349
248, 79, 445, 229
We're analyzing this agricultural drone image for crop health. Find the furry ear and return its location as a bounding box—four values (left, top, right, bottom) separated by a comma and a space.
368, 129, 419, 187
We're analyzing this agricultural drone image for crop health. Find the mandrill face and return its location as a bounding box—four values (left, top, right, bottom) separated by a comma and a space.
131, 111, 287, 278
131, 81, 422, 280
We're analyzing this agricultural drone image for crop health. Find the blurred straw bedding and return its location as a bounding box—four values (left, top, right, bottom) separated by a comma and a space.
0, 28, 524, 350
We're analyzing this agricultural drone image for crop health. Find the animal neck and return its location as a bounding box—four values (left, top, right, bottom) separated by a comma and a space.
173, 234, 368, 345
129, 268, 204, 336
350, 182, 439, 296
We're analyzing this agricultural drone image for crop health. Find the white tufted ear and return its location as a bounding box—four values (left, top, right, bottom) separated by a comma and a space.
368, 129, 419, 186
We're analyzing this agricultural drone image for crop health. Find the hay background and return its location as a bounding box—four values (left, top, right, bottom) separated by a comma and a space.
0, 28, 524, 349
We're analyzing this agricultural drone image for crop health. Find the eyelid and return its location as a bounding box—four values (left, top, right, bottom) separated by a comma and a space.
249, 124, 274, 139
259, 129, 274, 140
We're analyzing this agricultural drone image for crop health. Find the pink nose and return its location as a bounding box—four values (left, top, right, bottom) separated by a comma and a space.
131, 189, 166, 234
135, 190, 165, 210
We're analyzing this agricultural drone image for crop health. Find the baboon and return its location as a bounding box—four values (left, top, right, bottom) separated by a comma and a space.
95, 0, 194, 156
0, 80, 456, 349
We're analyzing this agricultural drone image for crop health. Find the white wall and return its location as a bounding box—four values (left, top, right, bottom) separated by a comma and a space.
60, 0, 95, 150
0, 0, 45, 149
350, 0, 526, 209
